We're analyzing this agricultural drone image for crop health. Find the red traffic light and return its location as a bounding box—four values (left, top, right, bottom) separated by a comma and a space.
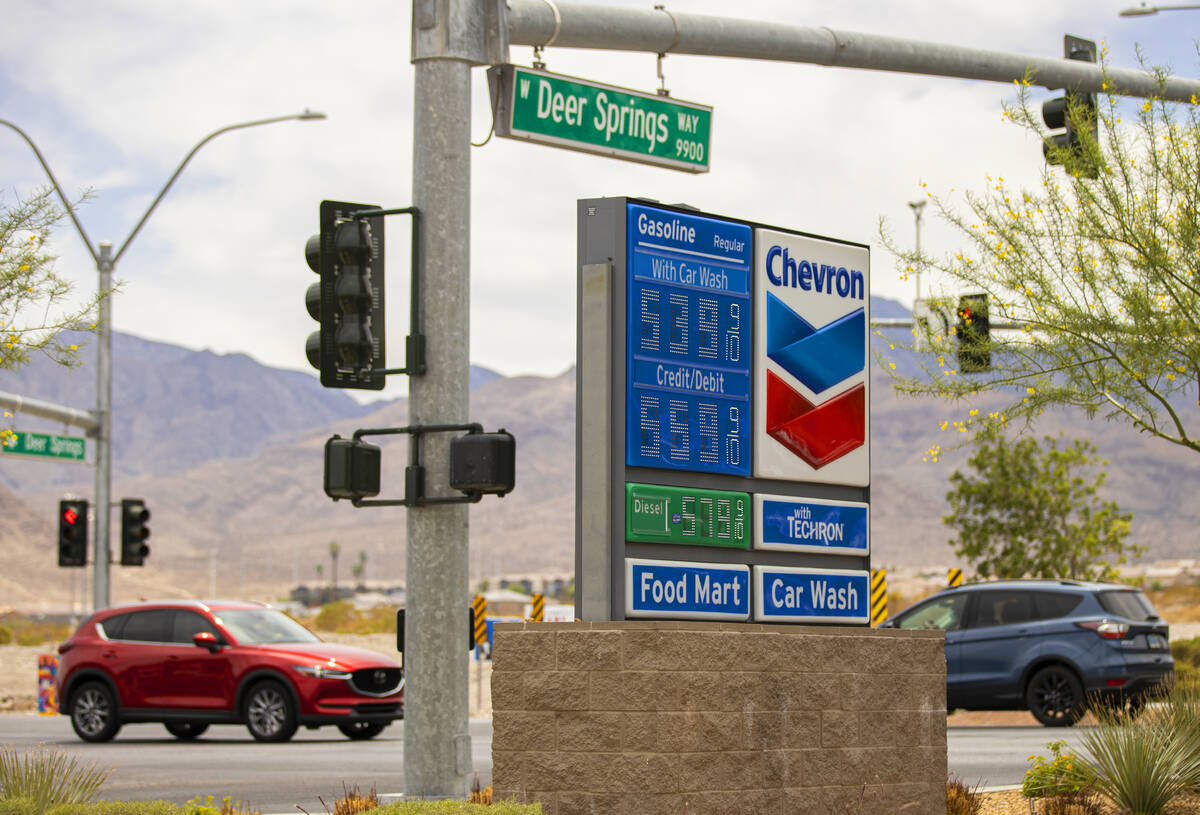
63, 507, 79, 526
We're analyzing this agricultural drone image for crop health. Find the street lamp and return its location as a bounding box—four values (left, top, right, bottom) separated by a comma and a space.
907, 199, 927, 304
0, 110, 326, 610
1119, 3, 1200, 15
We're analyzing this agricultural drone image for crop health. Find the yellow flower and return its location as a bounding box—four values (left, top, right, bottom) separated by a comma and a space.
969, 409, 979, 417
1143, 101, 1152, 112
888, 362, 896, 370
1026, 387, 1037, 395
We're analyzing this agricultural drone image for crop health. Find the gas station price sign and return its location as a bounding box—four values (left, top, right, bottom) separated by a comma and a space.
625, 203, 752, 476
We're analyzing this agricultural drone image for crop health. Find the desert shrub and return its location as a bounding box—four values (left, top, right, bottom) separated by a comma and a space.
945, 776, 982, 815
1038, 789, 1106, 815
0, 802, 179, 815
1023, 740, 1088, 798
373, 802, 541, 814
0, 626, 11, 645
323, 784, 378, 815
312, 603, 398, 635
1172, 637, 1200, 686
0, 746, 110, 810
184, 795, 259, 815
1076, 718, 1195, 815
0, 614, 71, 646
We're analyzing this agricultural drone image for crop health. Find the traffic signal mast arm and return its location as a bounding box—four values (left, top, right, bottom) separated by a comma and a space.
503, 1, 1200, 103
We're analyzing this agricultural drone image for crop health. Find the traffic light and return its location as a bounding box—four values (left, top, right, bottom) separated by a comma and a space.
955, 294, 991, 374
120, 498, 151, 566
58, 499, 88, 567
305, 200, 385, 390
1042, 35, 1098, 178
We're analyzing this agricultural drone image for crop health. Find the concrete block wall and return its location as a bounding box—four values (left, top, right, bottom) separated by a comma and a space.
491, 621, 946, 815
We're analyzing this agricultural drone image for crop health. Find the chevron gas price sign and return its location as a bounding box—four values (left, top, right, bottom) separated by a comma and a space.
625, 203, 752, 476
576, 197, 870, 626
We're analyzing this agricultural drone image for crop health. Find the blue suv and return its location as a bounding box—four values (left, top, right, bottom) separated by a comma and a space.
880, 579, 1174, 726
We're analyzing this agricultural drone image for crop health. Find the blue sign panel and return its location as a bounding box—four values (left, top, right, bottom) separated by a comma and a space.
626, 203, 753, 476
755, 494, 869, 556
625, 558, 750, 621
753, 566, 870, 624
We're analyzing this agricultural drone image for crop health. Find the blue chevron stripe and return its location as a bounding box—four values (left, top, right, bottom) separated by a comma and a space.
766, 292, 865, 393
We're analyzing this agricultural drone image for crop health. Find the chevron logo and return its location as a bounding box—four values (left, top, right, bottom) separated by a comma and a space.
766, 291, 864, 393
766, 371, 865, 469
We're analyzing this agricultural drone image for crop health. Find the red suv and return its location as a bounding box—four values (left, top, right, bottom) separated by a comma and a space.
56, 601, 403, 743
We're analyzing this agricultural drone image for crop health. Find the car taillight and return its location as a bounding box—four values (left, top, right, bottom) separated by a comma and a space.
1076, 620, 1130, 640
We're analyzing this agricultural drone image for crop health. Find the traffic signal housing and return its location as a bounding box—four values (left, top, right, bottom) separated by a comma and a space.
305, 200, 386, 390
58, 499, 88, 567
1042, 35, 1098, 178
120, 498, 151, 566
955, 294, 991, 374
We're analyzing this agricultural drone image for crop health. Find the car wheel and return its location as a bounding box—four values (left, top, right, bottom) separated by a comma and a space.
1027, 665, 1085, 727
338, 721, 388, 740
70, 681, 121, 743
164, 721, 209, 740
244, 680, 298, 742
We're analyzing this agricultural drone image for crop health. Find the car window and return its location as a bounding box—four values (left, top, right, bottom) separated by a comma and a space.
99, 613, 129, 639
213, 609, 321, 644
1034, 591, 1083, 620
115, 610, 172, 642
1097, 590, 1159, 621
896, 594, 967, 631
967, 590, 1036, 628
172, 611, 218, 643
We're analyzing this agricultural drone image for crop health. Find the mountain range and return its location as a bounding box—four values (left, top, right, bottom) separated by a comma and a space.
1, 298, 1197, 611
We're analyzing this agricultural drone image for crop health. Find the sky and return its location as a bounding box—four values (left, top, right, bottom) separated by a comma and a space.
1, 1, 1196, 403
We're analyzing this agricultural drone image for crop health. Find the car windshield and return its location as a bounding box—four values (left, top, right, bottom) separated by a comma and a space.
213, 609, 322, 644
1097, 590, 1159, 622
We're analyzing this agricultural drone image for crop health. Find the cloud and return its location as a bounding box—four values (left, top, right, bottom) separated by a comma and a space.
0, 0, 1192, 392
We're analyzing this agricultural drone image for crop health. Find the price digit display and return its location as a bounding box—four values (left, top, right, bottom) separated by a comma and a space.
625, 203, 752, 476
625, 482, 750, 549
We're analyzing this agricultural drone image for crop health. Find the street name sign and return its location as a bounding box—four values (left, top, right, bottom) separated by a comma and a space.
488, 65, 712, 173
1, 431, 85, 462
626, 558, 750, 620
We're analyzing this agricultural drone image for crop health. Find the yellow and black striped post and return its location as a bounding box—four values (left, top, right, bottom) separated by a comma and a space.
531, 593, 545, 622
472, 594, 488, 646
870, 569, 888, 626
947, 568, 964, 588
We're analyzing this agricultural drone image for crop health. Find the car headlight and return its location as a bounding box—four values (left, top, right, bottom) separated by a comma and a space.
294, 665, 353, 680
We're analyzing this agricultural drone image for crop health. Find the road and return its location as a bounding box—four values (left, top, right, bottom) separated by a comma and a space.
0, 715, 492, 814
0, 715, 1084, 810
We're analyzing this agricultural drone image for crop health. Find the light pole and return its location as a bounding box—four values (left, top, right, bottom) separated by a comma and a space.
1119, 3, 1200, 15
907, 199, 927, 304
0, 110, 326, 610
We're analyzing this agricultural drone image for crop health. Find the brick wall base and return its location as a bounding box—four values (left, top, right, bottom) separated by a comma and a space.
491, 621, 946, 815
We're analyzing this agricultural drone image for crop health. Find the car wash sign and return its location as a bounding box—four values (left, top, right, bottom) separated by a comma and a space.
576, 197, 870, 625
488, 65, 712, 173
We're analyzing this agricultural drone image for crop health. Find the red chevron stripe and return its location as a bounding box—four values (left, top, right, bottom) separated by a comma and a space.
766, 371, 865, 469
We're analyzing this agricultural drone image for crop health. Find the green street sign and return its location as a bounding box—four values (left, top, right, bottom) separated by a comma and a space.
487, 65, 712, 173
625, 482, 749, 548
1, 431, 86, 462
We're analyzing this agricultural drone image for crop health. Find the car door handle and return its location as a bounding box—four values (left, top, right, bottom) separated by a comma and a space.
102, 650, 117, 659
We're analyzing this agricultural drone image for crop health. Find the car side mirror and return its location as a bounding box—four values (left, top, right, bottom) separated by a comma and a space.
193, 632, 221, 653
